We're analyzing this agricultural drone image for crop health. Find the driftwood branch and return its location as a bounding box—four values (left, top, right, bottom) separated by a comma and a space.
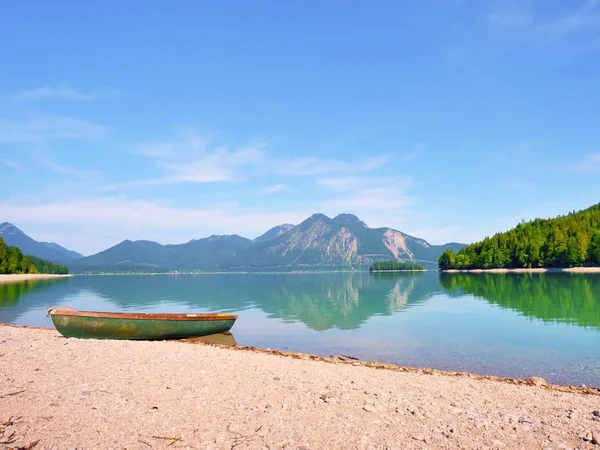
0, 389, 27, 399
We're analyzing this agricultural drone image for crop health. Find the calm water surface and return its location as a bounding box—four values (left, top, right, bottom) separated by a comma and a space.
1, 272, 599, 387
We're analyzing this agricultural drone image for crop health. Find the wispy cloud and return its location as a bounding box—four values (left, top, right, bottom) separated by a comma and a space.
107, 132, 391, 191
487, 0, 600, 45
269, 155, 389, 177
0, 159, 23, 172
33, 154, 98, 177
321, 187, 412, 212
16, 84, 107, 101
319, 175, 413, 215
317, 176, 394, 192
0, 197, 312, 253
259, 184, 292, 194
0, 115, 107, 143
106, 134, 267, 190
573, 152, 600, 172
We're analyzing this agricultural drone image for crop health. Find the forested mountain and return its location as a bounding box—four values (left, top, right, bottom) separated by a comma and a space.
69, 235, 253, 273
0, 222, 83, 262
69, 213, 464, 273
0, 237, 69, 274
439, 203, 600, 270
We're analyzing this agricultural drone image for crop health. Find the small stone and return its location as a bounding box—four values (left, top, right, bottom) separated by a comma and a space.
363, 404, 377, 413
593, 410, 600, 417
579, 431, 592, 441
592, 431, 599, 445
273, 376, 280, 381
527, 376, 550, 387
319, 392, 334, 402
411, 436, 426, 443
474, 419, 484, 428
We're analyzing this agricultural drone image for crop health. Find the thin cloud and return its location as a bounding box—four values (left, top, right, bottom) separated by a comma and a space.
259, 184, 292, 194
573, 152, 600, 172
487, 0, 600, 44
0, 115, 107, 142
17, 84, 107, 101
0, 159, 23, 172
317, 176, 395, 192
33, 154, 99, 177
269, 155, 389, 177
108, 136, 267, 190
321, 187, 412, 212
0, 197, 312, 253
111, 133, 390, 191
134, 143, 176, 157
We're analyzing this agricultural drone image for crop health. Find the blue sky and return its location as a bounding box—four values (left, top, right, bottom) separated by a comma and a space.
1, 0, 600, 255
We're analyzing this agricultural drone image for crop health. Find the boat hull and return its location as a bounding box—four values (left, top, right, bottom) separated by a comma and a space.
49, 309, 237, 340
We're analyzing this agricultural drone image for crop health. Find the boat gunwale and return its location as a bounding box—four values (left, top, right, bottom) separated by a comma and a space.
48, 309, 238, 322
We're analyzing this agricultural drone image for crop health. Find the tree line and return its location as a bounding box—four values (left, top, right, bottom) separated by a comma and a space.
0, 238, 69, 275
369, 261, 425, 271
439, 203, 600, 270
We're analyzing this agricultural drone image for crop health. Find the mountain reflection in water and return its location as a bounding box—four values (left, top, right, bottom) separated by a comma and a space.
0, 272, 436, 331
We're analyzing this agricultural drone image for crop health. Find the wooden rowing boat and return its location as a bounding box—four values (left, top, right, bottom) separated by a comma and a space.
48, 308, 237, 340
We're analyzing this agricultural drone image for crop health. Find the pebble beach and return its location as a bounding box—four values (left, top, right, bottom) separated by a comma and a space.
1, 325, 599, 449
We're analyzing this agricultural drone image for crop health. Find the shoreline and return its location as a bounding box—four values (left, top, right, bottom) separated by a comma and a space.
2, 323, 597, 394
442, 267, 600, 273
0, 273, 73, 284
1, 325, 599, 449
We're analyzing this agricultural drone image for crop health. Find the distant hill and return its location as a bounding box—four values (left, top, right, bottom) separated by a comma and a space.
0, 222, 83, 262
69, 213, 465, 273
439, 203, 600, 270
69, 235, 253, 273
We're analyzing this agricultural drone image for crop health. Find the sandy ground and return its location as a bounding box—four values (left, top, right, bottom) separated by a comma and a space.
1, 326, 600, 450
0, 274, 72, 284
443, 267, 600, 273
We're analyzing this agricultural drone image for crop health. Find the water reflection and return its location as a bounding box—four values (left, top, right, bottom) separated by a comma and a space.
0, 272, 439, 330
183, 331, 237, 347
440, 273, 600, 329
0, 278, 70, 324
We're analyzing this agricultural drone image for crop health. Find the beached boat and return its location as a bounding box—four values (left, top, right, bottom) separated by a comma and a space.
48, 309, 237, 340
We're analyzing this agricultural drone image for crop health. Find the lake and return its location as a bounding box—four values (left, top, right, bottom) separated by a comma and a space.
1, 272, 599, 387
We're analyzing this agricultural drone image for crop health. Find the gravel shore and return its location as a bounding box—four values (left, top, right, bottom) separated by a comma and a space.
1, 325, 599, 449
0, 275, 72, 284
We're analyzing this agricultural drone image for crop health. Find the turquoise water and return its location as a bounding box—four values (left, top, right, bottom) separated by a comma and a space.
1, 272, 599, 387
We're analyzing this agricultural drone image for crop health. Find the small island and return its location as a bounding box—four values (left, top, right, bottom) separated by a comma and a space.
369, 261, 425, 272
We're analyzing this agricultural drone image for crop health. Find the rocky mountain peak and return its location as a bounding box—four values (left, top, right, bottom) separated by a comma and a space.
332, 214, 367, 228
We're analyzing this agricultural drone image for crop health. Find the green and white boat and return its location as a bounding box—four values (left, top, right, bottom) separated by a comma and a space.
48, 308, 237, 340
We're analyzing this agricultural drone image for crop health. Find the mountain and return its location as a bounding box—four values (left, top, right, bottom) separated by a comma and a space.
69, 213, 464, 273
253, 224, 295, 245
0, 237, 69, 275
227, 213, 461, 270
439, 203, 600, 270
69, 235, 253, 272
0, 222, 83, 263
